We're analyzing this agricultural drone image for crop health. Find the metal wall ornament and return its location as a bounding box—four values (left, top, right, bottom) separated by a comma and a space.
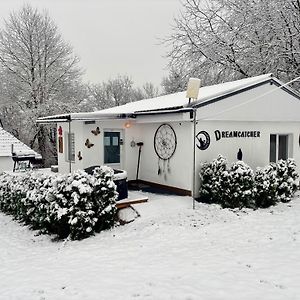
154, 124, 177, 178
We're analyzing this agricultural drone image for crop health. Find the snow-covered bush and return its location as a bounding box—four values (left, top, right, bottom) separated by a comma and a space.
199, 157, 299, 209
199, 155, 227, 203
254, 164, 279, 208
0, 167, 117, 240
220, 161, 255, 209
275, 159, 299, 202
200, 158, 255, 208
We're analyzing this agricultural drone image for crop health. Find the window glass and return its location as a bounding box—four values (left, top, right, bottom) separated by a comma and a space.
278, 135, 288, 160
104, 137, 110, 146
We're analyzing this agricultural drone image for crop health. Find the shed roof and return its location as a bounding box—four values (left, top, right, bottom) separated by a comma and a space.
0, 127, 39, 157
38, 73, 299, 122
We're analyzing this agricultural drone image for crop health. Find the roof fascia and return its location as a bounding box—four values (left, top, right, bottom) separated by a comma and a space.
193, 79, 272, 109
193, 78, 300, 109
134, 107, 193, 117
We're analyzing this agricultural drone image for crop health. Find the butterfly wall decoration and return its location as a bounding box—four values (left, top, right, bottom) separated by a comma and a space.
85, 139, 94, 148
77, 151, 83, 160
91, 127, 100, 136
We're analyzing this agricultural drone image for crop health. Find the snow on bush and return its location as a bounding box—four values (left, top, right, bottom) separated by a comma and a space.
199, 155, 227, 204
199, 157, 299, 209
254, 164, 279, 208
221, 161, 255, 209
0, 167, 117, 240
276, 159, 299, 202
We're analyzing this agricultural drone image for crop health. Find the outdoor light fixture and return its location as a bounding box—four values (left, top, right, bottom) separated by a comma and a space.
124, 122, 131, 128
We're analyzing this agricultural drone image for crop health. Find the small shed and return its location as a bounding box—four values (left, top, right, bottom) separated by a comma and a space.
0, 127, 40, 172
38, 73, 300, 197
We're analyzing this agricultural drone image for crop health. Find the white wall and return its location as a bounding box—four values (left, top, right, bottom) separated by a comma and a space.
57, 119, 142, 179
57, 117, 194, 193
194, 120, 300, 195
136, 121, 193, 192
57, 121, 84, 173
0, 157, 14, 172
198, 82, 300, 122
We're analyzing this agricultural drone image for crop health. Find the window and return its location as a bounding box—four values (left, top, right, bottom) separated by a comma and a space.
269, 134, 289, 162
65, 132, 75, 162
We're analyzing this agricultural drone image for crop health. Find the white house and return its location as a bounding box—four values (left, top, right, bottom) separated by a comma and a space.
38, 73, 300, 197
0, 127, 40, 172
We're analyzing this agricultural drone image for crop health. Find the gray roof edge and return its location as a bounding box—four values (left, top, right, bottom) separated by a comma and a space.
190, 75, 274, 109
192, 76, 300, 109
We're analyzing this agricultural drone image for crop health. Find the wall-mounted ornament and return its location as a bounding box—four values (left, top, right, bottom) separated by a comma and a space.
58, 126, 63, 153
77, 151, 83, 160
85, 139, 94, 148
196, 131, 210, 150
154, 124, 177, 179
91, 127, 100, 136
130, 140, 136, 147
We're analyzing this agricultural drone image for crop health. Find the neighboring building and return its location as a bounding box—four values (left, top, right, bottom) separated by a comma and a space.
38, 74, 300, 197
0, 127, 40, 172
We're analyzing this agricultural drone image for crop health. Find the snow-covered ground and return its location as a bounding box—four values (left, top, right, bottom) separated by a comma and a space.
1, 191, 300, 300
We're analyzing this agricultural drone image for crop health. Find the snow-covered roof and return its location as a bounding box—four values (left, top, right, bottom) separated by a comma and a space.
0, 127, 40, 157
38, 73, 297, 122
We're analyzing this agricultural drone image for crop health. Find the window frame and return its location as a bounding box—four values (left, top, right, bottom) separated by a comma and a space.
269, 133, 291, 163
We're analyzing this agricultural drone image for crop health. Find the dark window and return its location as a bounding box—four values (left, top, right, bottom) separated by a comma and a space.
278, 135, 288, 160
270, 134, 276, 163
270, 134, 289, 162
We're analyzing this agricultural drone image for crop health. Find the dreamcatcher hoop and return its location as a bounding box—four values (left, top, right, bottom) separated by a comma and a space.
154, 124, 177, 160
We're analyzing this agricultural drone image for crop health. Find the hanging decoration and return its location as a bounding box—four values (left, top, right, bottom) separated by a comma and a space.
154, 124, 177, 179
58, 126, 63, 153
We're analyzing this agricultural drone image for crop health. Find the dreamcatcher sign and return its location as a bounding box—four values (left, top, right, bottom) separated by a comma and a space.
154, 124, 177, 178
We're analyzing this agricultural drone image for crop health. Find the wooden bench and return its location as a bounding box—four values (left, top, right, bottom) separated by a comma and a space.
116, 197, 148, 209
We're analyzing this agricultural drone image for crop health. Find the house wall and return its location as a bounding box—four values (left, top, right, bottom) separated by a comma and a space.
0, 157, 13, 172
57, 121, 84, 174
135, 121, 193, 192
194, 120, 300, 196
57, 119, 143, 179
56, 116, 194, 194
197, 82, 300, 122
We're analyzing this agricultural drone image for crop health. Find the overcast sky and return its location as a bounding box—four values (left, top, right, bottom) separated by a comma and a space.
0, 0, 182, 87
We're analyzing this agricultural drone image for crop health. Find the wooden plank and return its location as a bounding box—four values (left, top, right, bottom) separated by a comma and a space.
116, 197, 148, 209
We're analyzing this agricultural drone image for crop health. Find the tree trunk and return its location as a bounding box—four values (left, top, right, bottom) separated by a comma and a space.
37, 124, 48, 167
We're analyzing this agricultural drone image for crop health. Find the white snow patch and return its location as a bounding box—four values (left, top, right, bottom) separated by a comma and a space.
0, 190, 300, 299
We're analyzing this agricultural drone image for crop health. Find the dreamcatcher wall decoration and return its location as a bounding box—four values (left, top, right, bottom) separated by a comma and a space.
154, 123, 177, 179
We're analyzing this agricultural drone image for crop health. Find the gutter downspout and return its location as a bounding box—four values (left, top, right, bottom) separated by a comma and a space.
68, 120, 72, 173
192, 107, 197, 209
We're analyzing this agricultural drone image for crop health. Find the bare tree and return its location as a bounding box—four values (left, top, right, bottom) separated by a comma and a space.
0, 5, 82, 165
140, 82, 159, 99
88, 75, 160, 110
165, 0, 300, 87
161, 67, 188, 94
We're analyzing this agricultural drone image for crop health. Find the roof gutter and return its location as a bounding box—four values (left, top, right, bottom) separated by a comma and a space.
36, 113, 136, 124
36, 108, 193, 124
134, 107, 193, 116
